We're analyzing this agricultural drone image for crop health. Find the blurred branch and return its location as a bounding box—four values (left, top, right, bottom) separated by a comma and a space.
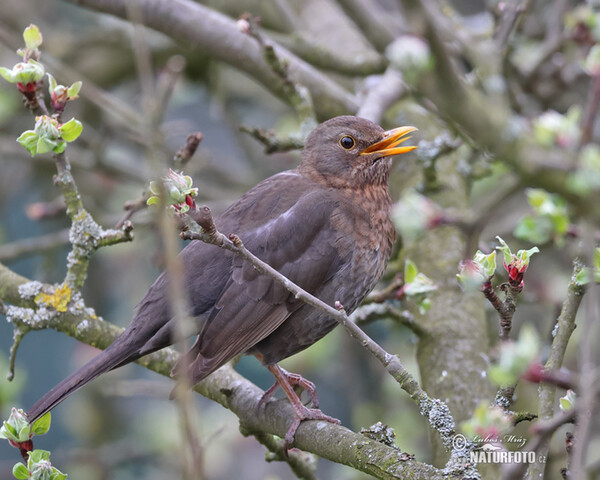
202, 0, 300, 34
407, 0, 597, 216
274, 32, 387, 76
494, 0, 533, 50
239, 427, 318, 480
579, 73, 600, 149
503, 408, 577, 480
66, 0, 358, 119
350, 302, 420, 334
335, 0, 400, 51
357, 68, 407, 124
173, 132, 204, 170
26, 197, 66, 221
0, 260, 446, 480
239, 126, 304, 153
527, 262, 585, 480
244, 15, 316, 128
570, 230, 599, 480
0, 230, 70, 263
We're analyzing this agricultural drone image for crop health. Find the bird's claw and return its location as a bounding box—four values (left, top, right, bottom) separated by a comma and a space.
283, 403, 341, 453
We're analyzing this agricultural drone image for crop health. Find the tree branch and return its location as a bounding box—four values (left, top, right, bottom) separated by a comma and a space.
0, 259, 446, 480
180, 206, 479, 476
357, 68, 407, 124
66, 0, 358, 120
527, 262, 585, 480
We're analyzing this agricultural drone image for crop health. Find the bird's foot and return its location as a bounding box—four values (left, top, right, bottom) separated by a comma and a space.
283, 402, 341, 452
257, 367, 319, 410
265, 364, 340, 452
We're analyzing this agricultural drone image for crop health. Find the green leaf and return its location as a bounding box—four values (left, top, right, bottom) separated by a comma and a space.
0, 422, 15, 439
23, 24, 43, 49
576, 268, 591, 285
0, 66, 16, 83
488, 365, 516, 387
67, 81, 82, 98
488, 324, 540, 387
52, 141, 67, 154
514, 215, 553, 244
404, 260, 418, 284
46, 73, 57, 93
517, 246, 540, 263
51, 470, 67, 480
559, 390, 576, 412
525, 189, 548, 209
473, 250, 496, 277
59, 118, 82, 142
36, 136, 57, 155
169, 185, 185, 203
17, 424, 30, 442
27, 450, 50, 466
404, 273, 437, 295
31, 413, 50, 436
17, 131, 39, 156
146, 196, 160, 206
417, 297, 431, 315
148, 181, 160, 196
495, 236, 513, 265
12, 463, 29, 480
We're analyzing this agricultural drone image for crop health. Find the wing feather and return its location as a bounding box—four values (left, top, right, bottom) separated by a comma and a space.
178, 173, 350, 382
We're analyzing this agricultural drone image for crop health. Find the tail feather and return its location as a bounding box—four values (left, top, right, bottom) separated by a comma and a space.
27, 338, 138, 422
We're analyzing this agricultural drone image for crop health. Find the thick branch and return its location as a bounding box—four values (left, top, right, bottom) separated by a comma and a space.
181, 207, 478, 476
0, 260, 444, 480
66, 0, 358, 119
357, 68, 407, 124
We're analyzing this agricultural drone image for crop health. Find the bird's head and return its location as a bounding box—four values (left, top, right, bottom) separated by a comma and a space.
300, 116, 417, 188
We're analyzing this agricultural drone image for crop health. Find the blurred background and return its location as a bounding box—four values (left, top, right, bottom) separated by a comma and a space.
0, 0, 598, 478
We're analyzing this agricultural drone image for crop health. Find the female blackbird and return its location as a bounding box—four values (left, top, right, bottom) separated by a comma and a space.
27, 116, 416, 445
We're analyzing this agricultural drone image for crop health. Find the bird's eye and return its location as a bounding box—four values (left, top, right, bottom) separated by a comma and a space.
339, 135, 355, 150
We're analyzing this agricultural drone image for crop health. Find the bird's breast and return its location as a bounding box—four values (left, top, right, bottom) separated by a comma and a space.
328, 185, 396, 308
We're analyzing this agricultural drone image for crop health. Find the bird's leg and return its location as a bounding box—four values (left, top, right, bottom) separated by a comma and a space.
266, 364, 341, 450
257, 366, 319, 409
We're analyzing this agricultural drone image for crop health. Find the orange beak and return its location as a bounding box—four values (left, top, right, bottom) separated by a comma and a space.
360, 126, 418, 157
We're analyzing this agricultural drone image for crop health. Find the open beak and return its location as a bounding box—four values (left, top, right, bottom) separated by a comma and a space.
360, 126, 418, 158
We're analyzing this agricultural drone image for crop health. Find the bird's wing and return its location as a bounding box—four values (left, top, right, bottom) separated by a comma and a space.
179, 176, 349, 383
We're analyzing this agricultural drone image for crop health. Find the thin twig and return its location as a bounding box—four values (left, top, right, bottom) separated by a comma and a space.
239, 126, 304, 154
173, 132, 204, 170
482, 281, 515, 342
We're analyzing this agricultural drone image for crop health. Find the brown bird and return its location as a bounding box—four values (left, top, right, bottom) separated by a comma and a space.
27, 116, 417, 445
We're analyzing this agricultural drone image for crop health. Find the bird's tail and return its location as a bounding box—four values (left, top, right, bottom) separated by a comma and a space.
26, 337, 140, 423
